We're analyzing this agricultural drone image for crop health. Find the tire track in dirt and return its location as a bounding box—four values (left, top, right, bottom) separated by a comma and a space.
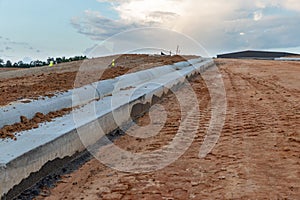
218, 66, 299, 198
220, 68, 281, 197
31, 60, 300, 200
32, 74, 211, 200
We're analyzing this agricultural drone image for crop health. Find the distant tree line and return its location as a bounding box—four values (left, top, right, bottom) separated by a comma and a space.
0, 55, 87, 68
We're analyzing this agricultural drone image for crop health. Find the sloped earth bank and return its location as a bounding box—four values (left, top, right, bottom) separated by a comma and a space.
0, 54, 193, 139
0, 54, 192, 106
31, 59, 299, 199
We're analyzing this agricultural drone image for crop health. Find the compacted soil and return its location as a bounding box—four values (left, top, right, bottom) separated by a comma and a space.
0, 54, 193, 139
0, 54, 192, 106
32, 59, 299, 199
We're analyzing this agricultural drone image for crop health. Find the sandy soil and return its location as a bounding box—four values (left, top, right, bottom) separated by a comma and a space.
0, 54, 193, 139
0, 68, 20, 72
34, 59, 299, 199
0, 54, 193, 107
0, 108, 73, 140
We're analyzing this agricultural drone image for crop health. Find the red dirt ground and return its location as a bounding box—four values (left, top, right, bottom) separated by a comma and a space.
34, 59, 299, 199
0, 68, 20, 72
0, 54, 192, 106
0, 54, 193, 139
0, 108, 73, 140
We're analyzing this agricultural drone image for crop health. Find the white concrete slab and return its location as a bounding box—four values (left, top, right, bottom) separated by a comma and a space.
0, 58, 214, 198
274, 57, 300, 61
0, 58, 203, 129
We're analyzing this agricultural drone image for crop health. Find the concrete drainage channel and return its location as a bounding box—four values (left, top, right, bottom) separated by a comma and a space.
0, 57, 214, 199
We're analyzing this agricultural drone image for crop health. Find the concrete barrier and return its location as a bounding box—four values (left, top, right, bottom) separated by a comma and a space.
0, 58, 204, 129
274, 57, 300, 61
0, 58, 214, 198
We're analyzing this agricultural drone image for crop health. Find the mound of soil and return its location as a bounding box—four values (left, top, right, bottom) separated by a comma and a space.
0, 54, 196, 140
0, 108, 72, 140
0, 54, 193, 106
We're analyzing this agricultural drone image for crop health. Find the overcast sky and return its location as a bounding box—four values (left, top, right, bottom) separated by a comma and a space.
1, 0, 300, 62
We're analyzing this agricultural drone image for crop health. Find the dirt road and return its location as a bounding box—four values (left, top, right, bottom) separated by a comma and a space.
30, 58, 300, 199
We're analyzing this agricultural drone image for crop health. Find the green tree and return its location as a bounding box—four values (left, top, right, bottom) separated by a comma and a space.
47, 57, 55, 65
0, 58, 4, 67
30, 61, 36, 67
17, 61, 24, 68
5, 60, 12, 67
33, 60, 43, 67
55, 57, 63, 64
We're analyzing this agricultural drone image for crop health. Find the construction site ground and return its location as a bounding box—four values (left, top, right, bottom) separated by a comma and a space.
23, 58, 300, 199
0, 54, 193, 107
0, 54, 194, 139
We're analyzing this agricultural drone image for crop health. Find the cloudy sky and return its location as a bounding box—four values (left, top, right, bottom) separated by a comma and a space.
1, 0, 300, 62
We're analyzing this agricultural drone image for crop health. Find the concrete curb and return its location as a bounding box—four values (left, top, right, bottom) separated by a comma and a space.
274, 57, 300, 61
0, 58, 204, 129
0, 58, 214, 198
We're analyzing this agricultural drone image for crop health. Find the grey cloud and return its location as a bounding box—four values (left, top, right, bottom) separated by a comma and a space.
71, 12, 144, 40
220, 15, 300, 51
9, 41, 29, 46
0, 37, 30, 49
73, 1, 300, 55
83, 27, 208, 58
148, 11, 179, 22
149, 11, 179, 17
70, 9, 178, 42
184, 11, 300, 54
0, 37, 41, 55
29, 46, 41, 52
